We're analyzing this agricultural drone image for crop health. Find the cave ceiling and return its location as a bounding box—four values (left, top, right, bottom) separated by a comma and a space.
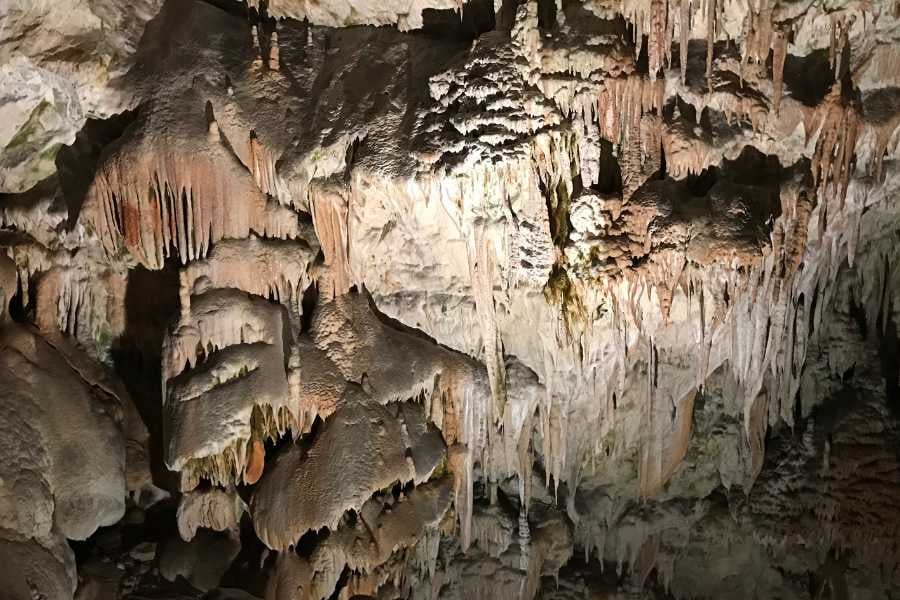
1, 0, 900, 598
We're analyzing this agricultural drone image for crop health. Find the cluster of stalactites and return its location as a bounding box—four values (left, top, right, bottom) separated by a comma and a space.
177, 404, 295, 491
617, 0, 719, 81
554, 186, 846, 506
604, 0, 869, 160
162, 289, 282, 387
84, 133, 302, 270
592, 76, 664, 154
618, 0, 793, 86
621, 0, 676, 79
266, 478, 453, 600
555, 75, 663, 199
771, 181, 815, 286
31, 266, 127, 362
179, 234, 318, 320
809, 84, 859, 206
161, 289, 294, 490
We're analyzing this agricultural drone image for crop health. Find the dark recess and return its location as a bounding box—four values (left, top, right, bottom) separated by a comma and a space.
111, 262, 182, 492
422, 0, 496, 40
55, 110, 138, 227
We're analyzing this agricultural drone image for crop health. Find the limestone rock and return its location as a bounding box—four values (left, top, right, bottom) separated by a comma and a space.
0, 0, 164, 191
4, 0, 900, 598
0, 324, 125, 541
178, 488, 247, 542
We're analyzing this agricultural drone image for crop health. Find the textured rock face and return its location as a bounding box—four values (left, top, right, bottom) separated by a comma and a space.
0, 323, 127, 598
0, 0, 164, 192
2, 0, 900, 599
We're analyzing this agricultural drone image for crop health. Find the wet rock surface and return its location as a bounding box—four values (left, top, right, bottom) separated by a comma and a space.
2, 0, 900, 598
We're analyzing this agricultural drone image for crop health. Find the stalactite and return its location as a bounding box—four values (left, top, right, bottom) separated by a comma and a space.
85, 134, 302, 270
621, 114, 662, 202
244, 440, 265, 485
310, 182, 353, 300
810, 84, 859, 205
705, 0, 717, 91
771, 30, 788, 116
450, 422, 475, 552
179, 235, 318, 318
468, 227, 507, 423
648, 0, 668, 78
207, 118, 220, 143
870, 111, 900, 183
740, 0, 774, 75
743, 390, 767, 493
785, 189, 814, 279
829, 15, 851, 79
268, 30, 280, 71
679, 0, 691, 85
249, 132, 281, 198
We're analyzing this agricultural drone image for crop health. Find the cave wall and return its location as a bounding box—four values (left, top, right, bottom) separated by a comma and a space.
1, 0, 900, 598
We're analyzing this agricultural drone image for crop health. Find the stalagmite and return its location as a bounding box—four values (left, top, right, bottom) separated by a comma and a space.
268, 30, 281, 71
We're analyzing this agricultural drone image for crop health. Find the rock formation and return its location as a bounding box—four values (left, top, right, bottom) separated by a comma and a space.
2, 0, 900, 598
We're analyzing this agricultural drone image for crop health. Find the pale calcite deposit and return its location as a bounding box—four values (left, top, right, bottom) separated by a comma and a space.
2, 0, 900, 598
177, 488, 248, 542
0, 0, 164, 192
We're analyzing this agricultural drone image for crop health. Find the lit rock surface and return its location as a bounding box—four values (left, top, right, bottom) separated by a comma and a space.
177, 488, 247, 542
0, 0, 164, 192
251, 391, 447, 551
162, 289, 294, 489
248, 0, 465, 29
0, 324, 126, 541
0, 323, 127, 599
2, 0, 900, 598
